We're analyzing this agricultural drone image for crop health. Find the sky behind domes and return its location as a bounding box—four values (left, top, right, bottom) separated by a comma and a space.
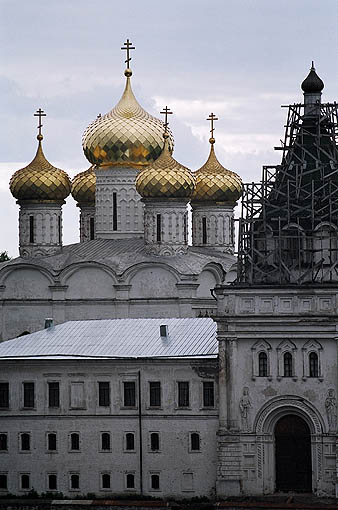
1, 0, 338, 256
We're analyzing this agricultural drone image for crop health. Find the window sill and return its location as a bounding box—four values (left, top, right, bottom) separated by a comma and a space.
99, 450, 112, 453
124, 450, 136, 454
20, 408, 36, 411
46, 451, 58, 454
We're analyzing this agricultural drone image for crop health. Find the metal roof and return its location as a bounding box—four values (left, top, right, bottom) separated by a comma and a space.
0, 318, 217, 360
0, 238, 234, 277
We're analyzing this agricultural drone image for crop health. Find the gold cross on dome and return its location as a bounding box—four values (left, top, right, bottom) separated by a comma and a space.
34, 108, 46, 136
160, 106, 173, 133
121, 39, 135, 67
207, 112, 218, 139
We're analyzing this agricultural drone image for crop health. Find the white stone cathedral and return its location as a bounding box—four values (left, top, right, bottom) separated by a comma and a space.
1, 48, 241, 342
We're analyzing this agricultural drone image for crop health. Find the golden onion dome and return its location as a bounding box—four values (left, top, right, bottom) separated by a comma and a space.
136, 134, 195, 199
82, 69, 174, 168
9, 135, 71, 202
71, 165, 96, 205
192, 139, 242, 203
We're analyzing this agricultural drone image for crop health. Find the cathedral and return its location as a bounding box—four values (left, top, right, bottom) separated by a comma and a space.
0, 42, 240, 342
0, 46, 338, 499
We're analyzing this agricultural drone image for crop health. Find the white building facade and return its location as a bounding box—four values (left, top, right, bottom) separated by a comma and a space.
0, 318, 218, 498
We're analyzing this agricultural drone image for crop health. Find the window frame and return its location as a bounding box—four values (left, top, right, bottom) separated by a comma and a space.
301, 339, 323, 380
258, 352, 268, 377
69, 473, 80, 491
149, 472, 161, 492
69, 432, 80, 452
0, 472, 8, 491
98, 381, 111, 407
48, 381, 60, 408
125, 472, 136, 491
149, 431, 160, 452
19, 432, 31, 453
0, 433, 8, 452
22, 382, 35, 409
47, 473, 58, 492
100, 472, 111, 491
20, 473, 31, 491
100, 432, 111, 452
123, 380, 137, 408
202, 381, 215, 408
149, 381, 161, 408
189, 432, 201, 453
283, 352, 293, 377
47, 432, 57, 453
251, 340, 272, 380
0, 382, 9, 409
124, 432, 135, 452
177, 381, 190, 408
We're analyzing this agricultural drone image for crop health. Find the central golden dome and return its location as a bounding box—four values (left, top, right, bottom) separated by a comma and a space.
82, 70, 174, 168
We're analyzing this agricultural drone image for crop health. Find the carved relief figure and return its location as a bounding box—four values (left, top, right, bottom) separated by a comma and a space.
325, 388, 337, 432
239, 386, 252, 432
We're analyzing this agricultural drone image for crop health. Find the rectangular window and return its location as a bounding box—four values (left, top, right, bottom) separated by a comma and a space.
48, 382, 60, 408
101, 432, 111, 451
126, 473, 135, 489
70, 473, 80, 490
0, 474, 7, 490
58, 216, 61, 245
182, 472, 193, 492
0, 434, 7, 451
98, 382, 110, 407
90, 217, 95, 240
0, 383, 9, 408
149, 381, 161, 407
178, 381, 189, 407
48, 474, 57, 491
125, 432, 135, 451
29, 216, 34, 243
47, 433, 57, 451
156, 214, 161, 242
123, 381, 136, 407
70, 433, 80, 451
20, 433, 30, 451
113, 192, 117, 231
202, 217, 207, 244
21, 474, 30, 490
150, 473, 160, 490
23, 382, 35, 408
101, 473, 111, 489
203, 381, 214, 407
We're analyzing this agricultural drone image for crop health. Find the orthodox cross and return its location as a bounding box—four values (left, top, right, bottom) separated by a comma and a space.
121, 39, 135, 67
207, 112, 218, 138
160, 106, 173, 133
34, 108, 46, 136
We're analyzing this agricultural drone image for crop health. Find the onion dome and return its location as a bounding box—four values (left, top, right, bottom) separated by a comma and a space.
82, 69, 174, 168
136, 134, 195, 198
71, 166, 96, 204
192, 138, 242, 203
10, 133, 71, 202
301, 62, 324, 93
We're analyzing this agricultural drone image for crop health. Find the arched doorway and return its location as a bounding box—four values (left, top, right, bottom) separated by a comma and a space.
275, 414, 312, 492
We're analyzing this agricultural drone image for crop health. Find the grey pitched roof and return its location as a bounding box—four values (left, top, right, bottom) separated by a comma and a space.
0, 318, 217, 360
0, 238, 234, 277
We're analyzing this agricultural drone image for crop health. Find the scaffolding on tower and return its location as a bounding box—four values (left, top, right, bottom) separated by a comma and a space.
237, 100, 338, 285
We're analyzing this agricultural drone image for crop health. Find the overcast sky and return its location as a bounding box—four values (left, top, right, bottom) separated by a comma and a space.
1, 0, 338, 257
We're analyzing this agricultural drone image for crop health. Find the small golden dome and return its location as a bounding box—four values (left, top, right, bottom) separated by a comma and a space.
192, 141, 242, 203
136, 136, 195, 198
9, 137, 71, 202
82, 72, 174, 168
71, 166, 96, 204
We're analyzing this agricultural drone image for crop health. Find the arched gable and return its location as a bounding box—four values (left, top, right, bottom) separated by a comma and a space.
61, 263, 117, 299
